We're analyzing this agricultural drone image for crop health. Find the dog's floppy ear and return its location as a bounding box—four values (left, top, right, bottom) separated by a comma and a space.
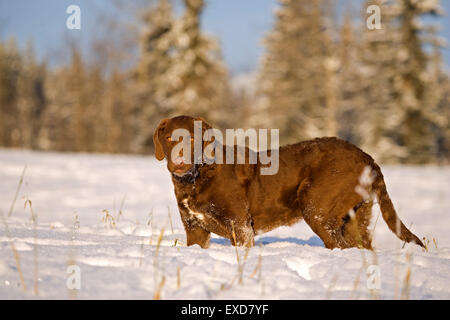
153, 118, 168, 161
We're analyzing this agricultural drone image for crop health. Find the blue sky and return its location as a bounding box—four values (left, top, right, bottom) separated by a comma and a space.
0, 0, 449, 74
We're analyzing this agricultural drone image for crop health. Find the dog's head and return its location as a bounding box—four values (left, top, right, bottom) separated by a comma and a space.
153, 115, 213, 177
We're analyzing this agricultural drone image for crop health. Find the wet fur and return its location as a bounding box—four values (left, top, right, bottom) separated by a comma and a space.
154, 116, 424, 249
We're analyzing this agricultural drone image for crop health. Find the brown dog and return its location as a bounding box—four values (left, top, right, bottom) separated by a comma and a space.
153, 115, 424, 249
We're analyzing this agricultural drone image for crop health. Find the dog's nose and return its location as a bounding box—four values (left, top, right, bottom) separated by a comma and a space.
173, 157, 185, 167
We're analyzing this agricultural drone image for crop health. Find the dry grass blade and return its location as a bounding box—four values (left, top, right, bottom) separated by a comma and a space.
400, 250, 413, 300
154, 227, 165, 262
238, 246, 251, 284
401, 268, 411, 300
101, 209, 116, 229
139, 242, 144, 267
147, 209, 154, 245
167, 206, 174, 235
25, 199, 39, 296
349, 265, 363, 300
154, 275, 166, 300
250, 247, 263, 279
325, 274, 339, 300
0, 210, 27, 292
117, 194, 127, 221
433, 237, 438, 249
231, 221, 240, 265
422, 237, 430, 252
8, 166, 27, 217
230, 221, 252, 285
217, 223, 254, 295
371, 211, 381, 236
153, 227, 165, 299
231, 222, 243, 283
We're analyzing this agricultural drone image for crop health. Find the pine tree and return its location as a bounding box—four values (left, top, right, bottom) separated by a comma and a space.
16, 42, 47, 149
85, 66, 105, 152
394, 0, 445, 164
0, 38, 21, 147
101, 70, 134, 153
135, 0, 175, 151
335, 13, 366, 144
40, 66, 67, 151
430, 42, 450, 161
358, 0, 408, 162
360, 0, 445, 163
258, 0, 338, 144
165, 0, 232, 128
398, 0, 442, 163
67, 48, 91, 152
42, 48, 90, 151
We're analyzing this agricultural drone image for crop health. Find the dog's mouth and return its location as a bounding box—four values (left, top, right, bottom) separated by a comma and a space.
171, 164, 200, 183
173, 168, 189, 176
172, 165, 195, 177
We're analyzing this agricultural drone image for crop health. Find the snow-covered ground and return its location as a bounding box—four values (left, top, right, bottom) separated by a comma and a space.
0, 148, 449, 299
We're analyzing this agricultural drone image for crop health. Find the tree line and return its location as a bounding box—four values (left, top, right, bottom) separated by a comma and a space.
0, 0, 449, 164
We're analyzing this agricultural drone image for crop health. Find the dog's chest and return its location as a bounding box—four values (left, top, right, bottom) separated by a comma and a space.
182, 198, 206, 221
180, 197, 221, 226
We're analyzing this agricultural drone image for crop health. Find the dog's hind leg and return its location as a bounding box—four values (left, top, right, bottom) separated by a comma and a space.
298, 190, 346, 249
300, 200, 369, 249
304, 217, 349, 249
339, 200, 373, 249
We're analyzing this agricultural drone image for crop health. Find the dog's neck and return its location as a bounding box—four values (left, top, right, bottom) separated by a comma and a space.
172, 164, 202, 184
172, 161, 217, 184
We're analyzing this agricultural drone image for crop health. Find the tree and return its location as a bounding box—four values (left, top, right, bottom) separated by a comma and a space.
16, 42, 47, 149
258, 0, 338, 144
41, 48, 94, 152
165, 0, 232, 128
135, 0, 175, 151
0, 38, 21, 147
100, 70, 134, 153
360, 0, 445, 163
357, 0, 408, 162
335, 13, 365, 145
389, 0, 444, 163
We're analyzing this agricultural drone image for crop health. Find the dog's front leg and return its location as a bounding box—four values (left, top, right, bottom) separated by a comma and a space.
230, 219, 255, 248
185, 225, 211, 248
179, 208, 211, 248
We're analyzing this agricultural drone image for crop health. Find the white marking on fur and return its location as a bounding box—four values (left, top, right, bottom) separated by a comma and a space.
182, 199, 205, 221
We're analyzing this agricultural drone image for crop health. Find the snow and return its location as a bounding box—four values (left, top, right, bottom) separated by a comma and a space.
0, 148, 449, 299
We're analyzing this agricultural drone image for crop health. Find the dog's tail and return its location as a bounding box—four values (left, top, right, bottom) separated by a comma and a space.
372, 166, 425, 248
